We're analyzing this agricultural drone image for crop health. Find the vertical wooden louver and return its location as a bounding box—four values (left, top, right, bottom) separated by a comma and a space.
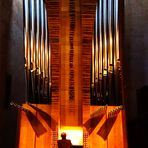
91, 0, 123, 105
24, 0, 51, 103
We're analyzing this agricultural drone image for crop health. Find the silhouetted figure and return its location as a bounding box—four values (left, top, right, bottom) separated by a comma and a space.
57, 132, 72, 148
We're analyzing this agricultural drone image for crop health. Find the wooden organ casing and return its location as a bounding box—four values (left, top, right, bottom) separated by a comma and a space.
17, 0, 128, 148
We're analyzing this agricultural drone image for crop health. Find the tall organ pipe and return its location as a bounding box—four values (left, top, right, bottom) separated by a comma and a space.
91, 0, 122, 105
24, 0, 51, 103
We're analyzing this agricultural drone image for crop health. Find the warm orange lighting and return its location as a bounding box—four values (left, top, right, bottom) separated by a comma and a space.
58, 126, 83, 146
89, 106, 128, 148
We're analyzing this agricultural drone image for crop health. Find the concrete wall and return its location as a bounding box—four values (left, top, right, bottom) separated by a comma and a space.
0, 0, 24, 147
124, 0, 148, 121
124, 0, 148, 147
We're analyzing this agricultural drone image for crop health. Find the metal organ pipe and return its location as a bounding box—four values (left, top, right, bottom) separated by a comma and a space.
115, 0, 119, 62
24, 0, 51, 103
99, 0, 103, 80
36, 0, 40, 71
95, 5, 99, 83
103, 0, 107, 76
24, 0, 30, 69
108, 0, 113, 73
30, 0, 35, 70
91, 0, 122, 105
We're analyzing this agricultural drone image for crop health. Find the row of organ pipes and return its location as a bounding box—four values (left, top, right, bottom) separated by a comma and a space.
24, 0, 51, 103
24, 0, 123, 105
91, 0, 123, 105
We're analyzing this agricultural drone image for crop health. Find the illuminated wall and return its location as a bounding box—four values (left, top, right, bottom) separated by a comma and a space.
18, 105, 127, 148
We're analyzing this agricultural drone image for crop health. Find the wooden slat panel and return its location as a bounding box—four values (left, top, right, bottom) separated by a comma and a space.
87, 106, 127, 148
81, 0, 96, 106
35, 105, 52, 148
46, 0, 61, 106
18, 104, 53, 148
60, 0, 82, 127
18, 105, 36, 148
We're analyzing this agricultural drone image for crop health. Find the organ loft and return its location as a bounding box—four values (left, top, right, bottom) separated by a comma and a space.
1, 0, 131, 147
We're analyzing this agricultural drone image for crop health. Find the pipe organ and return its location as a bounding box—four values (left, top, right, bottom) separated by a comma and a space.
17, 0, 128, 148
91, 0, 123, 105
24, 0, 51, 103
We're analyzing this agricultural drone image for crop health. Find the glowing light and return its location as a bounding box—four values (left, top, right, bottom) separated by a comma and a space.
58, 126, 83, 146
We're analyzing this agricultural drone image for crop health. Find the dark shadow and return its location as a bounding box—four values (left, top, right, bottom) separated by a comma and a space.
4, 74, 12, 109
26, 110, 47, 137
83, 107, 106, 134
0, 0, 13, 109
29, 104, 57, 130
137, 86, 148, 116
128, 113, 148, 148
97, 115, 118, 140
0, 1, 18, 148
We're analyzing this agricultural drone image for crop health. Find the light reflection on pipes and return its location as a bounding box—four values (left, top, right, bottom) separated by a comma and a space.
36, 0, 40, 72
103, 0, 107, 74
91, 0, 122, 105
99, 0, 103, 80
45, 7, 48, 78
115, 0, 119, 61
108, 0, 113, 73
114, 0, 119, 70
24, 0, 51, 103
24, 0, 30, 69
41, 0, 45, 77
95, 5, 98, 82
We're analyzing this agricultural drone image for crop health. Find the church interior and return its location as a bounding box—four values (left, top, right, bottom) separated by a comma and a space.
1, 0, 148, 147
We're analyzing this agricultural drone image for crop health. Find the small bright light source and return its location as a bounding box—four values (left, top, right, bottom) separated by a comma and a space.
58, 126, 83, 146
